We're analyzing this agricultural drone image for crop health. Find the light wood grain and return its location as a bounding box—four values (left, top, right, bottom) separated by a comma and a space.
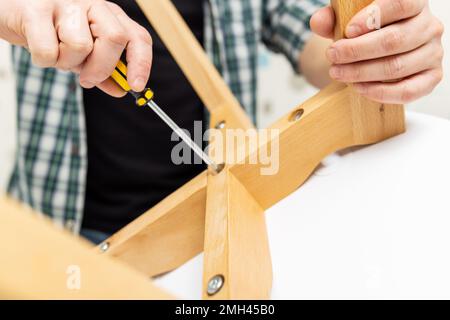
0, 197, 172, 299
332, 0, 373, 39
103, 172, 207, 277
202, 168, 272, 300
331, 0, 405, 144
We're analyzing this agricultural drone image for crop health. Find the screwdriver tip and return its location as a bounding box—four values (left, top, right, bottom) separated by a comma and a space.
211, 163, 226, 175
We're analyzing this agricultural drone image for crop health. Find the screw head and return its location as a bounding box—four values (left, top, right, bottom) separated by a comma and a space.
99, 242, 110, 253
207, 275, 225, 296
215, 121, 226, 130
289, 109, 304, 122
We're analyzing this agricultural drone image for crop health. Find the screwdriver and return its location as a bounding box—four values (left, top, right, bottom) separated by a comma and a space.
111, 60, 224, 173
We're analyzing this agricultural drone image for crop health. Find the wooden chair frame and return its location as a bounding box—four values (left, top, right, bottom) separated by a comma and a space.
0, 0, 405, 299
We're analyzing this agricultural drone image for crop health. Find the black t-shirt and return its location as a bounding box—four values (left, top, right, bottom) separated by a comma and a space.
82, 0, 205, 234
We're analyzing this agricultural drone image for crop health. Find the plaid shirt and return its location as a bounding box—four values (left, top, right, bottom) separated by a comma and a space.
8, 0, 326, 233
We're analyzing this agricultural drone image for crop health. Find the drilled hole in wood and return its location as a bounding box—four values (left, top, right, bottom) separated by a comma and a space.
289, 109, 304, 122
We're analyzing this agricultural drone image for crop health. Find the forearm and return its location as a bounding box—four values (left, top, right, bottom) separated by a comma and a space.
298, 34, 332, 89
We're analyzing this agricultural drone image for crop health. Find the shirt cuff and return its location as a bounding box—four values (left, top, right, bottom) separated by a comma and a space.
262, 0, 328, 73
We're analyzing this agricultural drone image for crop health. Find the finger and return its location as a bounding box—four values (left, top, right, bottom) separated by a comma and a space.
107, 2, 153, 92
329, 40, 441, 83
310, 6, 336, 39
96, 78, 128, 98
327, 10, 442, 64
23, 9, 59, 67
79, 1, 127, 91
352, 68, 443, 104
55, 3, 94, 70
345, 0, 427, 38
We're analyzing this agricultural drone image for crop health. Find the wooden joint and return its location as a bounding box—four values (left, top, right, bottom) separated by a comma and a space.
203, 167, 272, 299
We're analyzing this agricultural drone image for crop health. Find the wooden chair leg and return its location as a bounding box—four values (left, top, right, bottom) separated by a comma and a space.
202, 168, 272, 299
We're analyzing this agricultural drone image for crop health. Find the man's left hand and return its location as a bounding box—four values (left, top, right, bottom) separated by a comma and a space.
311, 0, 444, 104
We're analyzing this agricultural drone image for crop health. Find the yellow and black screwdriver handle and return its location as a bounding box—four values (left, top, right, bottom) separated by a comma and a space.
111, 60, 154, 107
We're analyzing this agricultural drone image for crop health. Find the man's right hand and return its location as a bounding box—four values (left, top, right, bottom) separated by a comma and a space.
0, 0, 153, 97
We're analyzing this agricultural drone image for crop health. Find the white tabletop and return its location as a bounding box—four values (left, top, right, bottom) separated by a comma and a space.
155, 112, 450, 299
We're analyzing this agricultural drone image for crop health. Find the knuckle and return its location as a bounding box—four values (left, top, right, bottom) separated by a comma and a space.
434, 20, 445, 38
382, 29, 405, 53
384, 56, 404, 78
138, 27, 153, 44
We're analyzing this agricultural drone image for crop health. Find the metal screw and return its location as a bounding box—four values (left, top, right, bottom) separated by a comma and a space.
215, 121, 226, 130
99, 242, 110, 253
207, 275, 225, 296
290, 109, 304, 122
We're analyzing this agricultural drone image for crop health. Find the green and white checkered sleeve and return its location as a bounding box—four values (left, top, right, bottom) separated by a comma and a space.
261, 0, 329, 72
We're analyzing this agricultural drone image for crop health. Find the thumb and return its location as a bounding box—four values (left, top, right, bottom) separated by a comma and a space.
310, 6, 336, 39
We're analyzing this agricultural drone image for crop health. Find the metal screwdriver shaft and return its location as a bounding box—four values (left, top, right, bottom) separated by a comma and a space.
110, 60, 223, 173
146, 100, 221, 173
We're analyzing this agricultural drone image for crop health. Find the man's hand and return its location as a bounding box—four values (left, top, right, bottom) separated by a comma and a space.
310, 0, 444, 104
0, 0, 152, 97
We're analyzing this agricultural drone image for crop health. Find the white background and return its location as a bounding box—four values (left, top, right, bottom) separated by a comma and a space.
1, 0, 450, 189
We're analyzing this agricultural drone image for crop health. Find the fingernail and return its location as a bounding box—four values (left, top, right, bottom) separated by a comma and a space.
326, 48, 339, 63
132, 77, 146, 91
346, 24, 362, 38
329, 66, 342, 79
